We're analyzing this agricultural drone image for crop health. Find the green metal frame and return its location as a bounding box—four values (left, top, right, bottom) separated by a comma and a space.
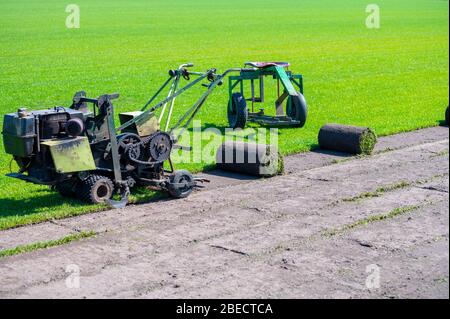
228, 65, 304, 126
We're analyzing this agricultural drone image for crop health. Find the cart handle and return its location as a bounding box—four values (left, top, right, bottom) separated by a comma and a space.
180, 63, 194, 68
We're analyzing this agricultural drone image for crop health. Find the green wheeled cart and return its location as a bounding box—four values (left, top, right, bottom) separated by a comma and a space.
227, 62, 307, 129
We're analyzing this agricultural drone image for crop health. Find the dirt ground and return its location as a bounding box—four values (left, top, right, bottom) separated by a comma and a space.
0, 126, 448, 299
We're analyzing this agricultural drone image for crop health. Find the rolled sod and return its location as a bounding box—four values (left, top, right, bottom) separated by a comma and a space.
216, 141, 284, 177
318, 124, 377, 155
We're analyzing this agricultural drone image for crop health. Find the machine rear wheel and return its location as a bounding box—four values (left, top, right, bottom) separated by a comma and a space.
168, 170, 194, 199
228, 93, 248, 129
77, 174, 114, 204
286, 92, 307, 128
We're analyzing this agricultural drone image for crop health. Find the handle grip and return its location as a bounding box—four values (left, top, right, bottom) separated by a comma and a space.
108, 93, 120, 100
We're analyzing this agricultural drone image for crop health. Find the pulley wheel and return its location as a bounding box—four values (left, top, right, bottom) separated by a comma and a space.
147, 132, 172, 163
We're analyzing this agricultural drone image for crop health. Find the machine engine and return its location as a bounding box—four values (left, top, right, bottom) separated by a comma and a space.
2, 92, 195, 206
3, 106, 90, 183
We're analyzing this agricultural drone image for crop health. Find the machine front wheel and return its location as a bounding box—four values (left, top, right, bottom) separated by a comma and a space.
286, 92, 308, 128
168, 170, 194, 199
228, 92, 248, 129
77, 174, 115, 204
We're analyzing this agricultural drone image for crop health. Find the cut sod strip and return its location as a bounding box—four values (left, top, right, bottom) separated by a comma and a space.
0, 231, 96, 259
318, 124, 378, 155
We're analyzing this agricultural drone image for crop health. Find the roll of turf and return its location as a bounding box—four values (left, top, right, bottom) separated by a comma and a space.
318, 124, 377, 155
216, 141, 283, 177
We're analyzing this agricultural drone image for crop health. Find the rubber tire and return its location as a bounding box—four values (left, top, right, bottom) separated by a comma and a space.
228, 92, 248, 129
77, 174, 114, 204
286, 92, 308, 128
168, 170, 194, 199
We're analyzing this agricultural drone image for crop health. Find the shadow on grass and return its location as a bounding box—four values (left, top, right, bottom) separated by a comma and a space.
0, 192, 85, 219
0, 186, 170, 221
185, 122, 303, 136
128, 187, 170, 205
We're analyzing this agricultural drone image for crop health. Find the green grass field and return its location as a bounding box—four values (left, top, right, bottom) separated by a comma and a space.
0, 0, 448, 230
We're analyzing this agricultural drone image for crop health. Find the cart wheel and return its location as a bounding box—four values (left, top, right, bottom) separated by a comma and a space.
77, 174, 114, 204
168, 170, 194, 199
286, 92, 307, 128
228, 93, 248, 129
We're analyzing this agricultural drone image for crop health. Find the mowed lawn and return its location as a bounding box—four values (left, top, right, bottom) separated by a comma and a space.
0, 0, 448, 230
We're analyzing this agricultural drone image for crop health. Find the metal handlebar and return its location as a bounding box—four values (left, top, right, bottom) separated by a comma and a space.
121, 65, 246, 136
180, 63, 194, 68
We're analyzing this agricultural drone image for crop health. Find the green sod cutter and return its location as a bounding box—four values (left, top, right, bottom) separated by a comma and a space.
227, 62, 307, 129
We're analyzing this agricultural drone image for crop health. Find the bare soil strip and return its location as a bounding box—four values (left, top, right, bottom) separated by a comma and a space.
0, 126, 448, 298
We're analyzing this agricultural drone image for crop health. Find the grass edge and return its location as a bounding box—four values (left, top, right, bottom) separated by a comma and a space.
0, 230, 96, 259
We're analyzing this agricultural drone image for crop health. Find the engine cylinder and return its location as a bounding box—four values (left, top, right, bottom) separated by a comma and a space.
65, 117, 85, 137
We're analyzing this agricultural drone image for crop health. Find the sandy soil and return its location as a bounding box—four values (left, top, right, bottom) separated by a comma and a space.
0, 126, 448, 298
